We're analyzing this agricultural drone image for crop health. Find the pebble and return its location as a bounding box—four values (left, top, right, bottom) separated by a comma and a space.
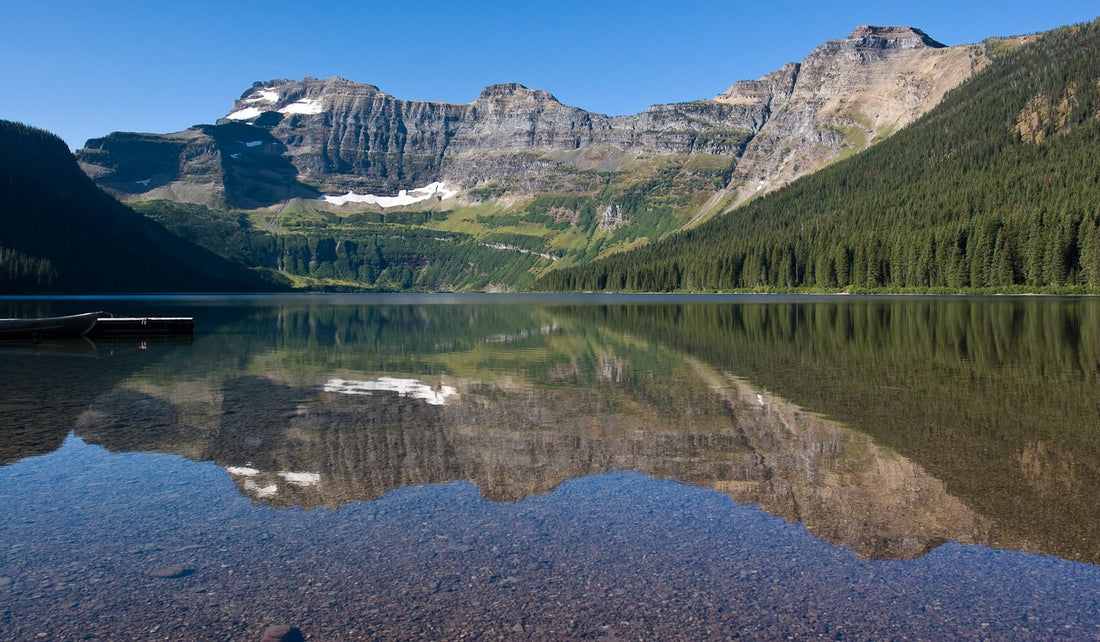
261, 624, 305, 641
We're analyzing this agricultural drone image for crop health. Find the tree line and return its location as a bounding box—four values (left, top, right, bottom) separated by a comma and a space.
137, 201, 542, 290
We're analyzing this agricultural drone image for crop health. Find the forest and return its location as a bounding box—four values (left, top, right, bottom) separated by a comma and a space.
136, 200, 544, 291
538, 21, 1100, 292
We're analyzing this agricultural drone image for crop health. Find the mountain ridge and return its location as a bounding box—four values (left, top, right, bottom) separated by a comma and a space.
66, 24, 1058, 293
77, 25, 984, 213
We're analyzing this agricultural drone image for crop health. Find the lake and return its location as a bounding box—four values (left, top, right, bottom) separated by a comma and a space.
1, 294, 1098, 640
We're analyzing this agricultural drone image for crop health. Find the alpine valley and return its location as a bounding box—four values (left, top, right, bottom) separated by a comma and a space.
5, 20, 1100, 292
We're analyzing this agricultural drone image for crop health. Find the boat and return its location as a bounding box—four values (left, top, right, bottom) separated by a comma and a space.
0, 311, 104, 339
0, 312, 196, 340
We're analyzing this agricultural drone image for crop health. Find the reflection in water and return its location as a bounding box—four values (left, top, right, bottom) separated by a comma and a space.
6, 434, 1097, 640
580, 299, 1100, 565
225, 465, 322, 497
77, 359, 987, 559
704, 372, 988, 560
1, 296, 1099, 638
323, 376, 459, 405
46, 297, 1087, 563
0, 336, 189, 465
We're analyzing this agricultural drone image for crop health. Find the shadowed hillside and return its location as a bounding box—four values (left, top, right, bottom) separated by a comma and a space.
0, 120, 285, 293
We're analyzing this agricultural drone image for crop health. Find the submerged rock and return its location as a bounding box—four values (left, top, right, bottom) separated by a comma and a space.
147, 566, 195, 579
261, 624, 305, 642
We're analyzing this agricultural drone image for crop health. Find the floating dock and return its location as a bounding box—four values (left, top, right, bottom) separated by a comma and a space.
87, 316, 195, 337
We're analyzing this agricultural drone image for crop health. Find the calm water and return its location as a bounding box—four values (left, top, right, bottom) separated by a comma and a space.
1, 295, 1098, 640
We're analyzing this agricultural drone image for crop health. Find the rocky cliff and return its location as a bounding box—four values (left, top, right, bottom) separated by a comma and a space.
718, 25, 989, 207
77, 26, 989, 212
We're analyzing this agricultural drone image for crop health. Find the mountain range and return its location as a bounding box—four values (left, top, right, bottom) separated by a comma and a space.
3, 20, 1097, 292
79, 26, 988, 214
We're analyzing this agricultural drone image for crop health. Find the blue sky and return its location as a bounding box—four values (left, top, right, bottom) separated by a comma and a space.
3, 1, 1098, 149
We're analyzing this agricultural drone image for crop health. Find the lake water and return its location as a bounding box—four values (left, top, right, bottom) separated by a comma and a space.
1, 295, 1098, 640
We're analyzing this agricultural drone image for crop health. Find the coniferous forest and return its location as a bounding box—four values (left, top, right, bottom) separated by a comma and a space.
539, 21, 1100, 292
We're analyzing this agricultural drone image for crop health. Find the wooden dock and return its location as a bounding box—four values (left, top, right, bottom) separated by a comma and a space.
87, 316, 194, 337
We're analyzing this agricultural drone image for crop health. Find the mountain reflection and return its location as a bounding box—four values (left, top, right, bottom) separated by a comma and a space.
75, 363, 987, 560
5, 298, 1097, 565
70, 303, 990, 562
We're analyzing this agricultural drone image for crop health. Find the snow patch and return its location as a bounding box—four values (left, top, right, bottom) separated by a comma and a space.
226, 466, 259, 476
226, 106, 263, 121
243, 140, 263, 147
279, 98, 323, 115
229, 153, 241, 159
134, 178, 151, 187
321, 181, 458, 208
278, 471, 321, 487
323, 376, 458, 406
244, 90, 280, 104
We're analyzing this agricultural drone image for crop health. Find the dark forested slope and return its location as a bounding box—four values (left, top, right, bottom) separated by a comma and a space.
539, 20, 1100, 292
0, 121, 283, 292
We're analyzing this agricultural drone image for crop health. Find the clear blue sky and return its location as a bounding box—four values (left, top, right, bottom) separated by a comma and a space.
3, 1, 1097, 149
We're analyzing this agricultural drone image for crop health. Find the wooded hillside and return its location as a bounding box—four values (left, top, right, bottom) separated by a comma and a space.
0, 121, 283, 293
539, 21, 1100, 292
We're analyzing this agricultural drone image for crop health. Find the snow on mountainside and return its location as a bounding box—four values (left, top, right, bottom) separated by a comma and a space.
321, 181, 458, 208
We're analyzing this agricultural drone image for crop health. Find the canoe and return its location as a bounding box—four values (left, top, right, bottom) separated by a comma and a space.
0, 311, 103, 339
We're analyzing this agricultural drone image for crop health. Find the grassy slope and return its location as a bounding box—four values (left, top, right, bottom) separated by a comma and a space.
135, 152, 736, 291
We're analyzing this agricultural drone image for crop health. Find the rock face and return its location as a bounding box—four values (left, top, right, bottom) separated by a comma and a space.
719, 25, 988, 207
77, 124, 322, 209
77, 26, 989, 210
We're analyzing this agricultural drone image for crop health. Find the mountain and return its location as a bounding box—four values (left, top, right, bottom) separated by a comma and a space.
716, 25, 986, 208
64, 27, 1009, 292
0, 121, 284, 293
78, 26, 985, 214
540, 20, 1100, 292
